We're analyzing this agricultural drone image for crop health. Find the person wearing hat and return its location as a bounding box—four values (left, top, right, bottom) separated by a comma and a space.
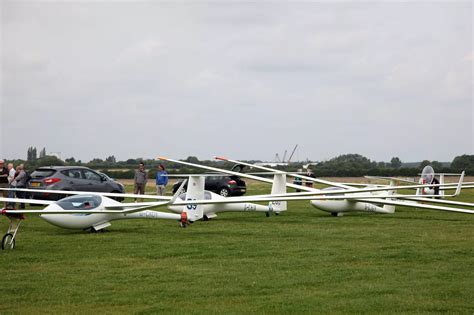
0, 160, 9, 207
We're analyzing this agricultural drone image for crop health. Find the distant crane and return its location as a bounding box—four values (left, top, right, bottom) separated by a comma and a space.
274, 144, 298, 163
287, 144, 298, 163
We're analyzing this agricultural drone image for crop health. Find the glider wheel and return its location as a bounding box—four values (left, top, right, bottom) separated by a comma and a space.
2, 233, 15, 250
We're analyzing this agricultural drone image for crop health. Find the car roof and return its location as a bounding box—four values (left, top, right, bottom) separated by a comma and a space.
35, 166, 91, 171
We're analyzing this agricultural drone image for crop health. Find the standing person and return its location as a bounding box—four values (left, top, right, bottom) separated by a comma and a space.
7, 163, 15, 184
11, 164, 28, 209
155, 164, 168, 196
293, 169, 303, 192
305, 169, 315, 188
134, 162, 148, 202
7, 163, 16, 201
430, 176, 440, 199
0, 160, 8, 208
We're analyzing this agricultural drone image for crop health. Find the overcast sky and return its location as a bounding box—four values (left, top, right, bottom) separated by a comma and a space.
1, 1, 472, 163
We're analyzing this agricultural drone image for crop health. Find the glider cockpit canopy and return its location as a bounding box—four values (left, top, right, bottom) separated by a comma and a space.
421, 165, 435, 183
56, 195, 102, 210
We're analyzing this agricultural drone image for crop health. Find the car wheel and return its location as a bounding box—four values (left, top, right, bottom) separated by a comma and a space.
218, 187, 230, 197
111, 191, 124, 201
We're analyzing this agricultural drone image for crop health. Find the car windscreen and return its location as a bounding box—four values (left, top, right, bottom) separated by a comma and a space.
99, 173, 111, 181
56, 195, 102, 210
31, 169, 56, 178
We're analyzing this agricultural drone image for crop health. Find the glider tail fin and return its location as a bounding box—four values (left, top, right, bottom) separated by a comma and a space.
269, 174, 287, 212
382, 180, 396, 213
184, 176, 205, 222
454, 171, 465, 197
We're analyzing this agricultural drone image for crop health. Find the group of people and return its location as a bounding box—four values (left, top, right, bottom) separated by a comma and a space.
133, 162, 169, 200
293, 169, 316, 192
1, 160, 170, 207
0, 159, 29, 209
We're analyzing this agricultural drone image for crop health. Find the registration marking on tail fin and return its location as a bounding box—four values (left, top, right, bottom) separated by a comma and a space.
270, 174, 287, 212
185, 176, 205, 222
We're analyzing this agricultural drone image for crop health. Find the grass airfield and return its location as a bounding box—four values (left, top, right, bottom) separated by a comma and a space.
0, 182, 473, 314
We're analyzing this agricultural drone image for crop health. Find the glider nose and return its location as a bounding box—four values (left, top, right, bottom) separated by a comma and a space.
40, 203, 64, 225
40, 203, 62, 216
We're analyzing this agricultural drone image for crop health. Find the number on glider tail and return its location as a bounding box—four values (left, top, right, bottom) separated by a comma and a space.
186, 198, 197, 210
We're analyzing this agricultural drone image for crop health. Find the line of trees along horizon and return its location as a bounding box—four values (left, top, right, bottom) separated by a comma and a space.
4, 148, 474, 179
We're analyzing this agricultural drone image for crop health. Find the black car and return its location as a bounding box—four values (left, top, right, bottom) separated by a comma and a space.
28, 166, 125, 201
172, 175, 246, 197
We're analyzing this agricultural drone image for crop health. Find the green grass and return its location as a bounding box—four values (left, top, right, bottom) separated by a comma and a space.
0, 183, 473, 314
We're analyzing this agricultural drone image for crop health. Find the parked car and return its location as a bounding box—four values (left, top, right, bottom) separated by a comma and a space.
172, 175, 246, 197
28, 166, 125, 201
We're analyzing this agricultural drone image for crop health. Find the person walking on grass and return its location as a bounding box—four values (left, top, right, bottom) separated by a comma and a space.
134, 162, 148, 202
156, 164, 168, 196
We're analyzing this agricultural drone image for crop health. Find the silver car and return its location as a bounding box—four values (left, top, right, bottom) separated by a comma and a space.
29, 166, 125, 201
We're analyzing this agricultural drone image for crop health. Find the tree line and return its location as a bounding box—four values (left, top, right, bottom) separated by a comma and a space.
4, 148, 473, 179
308, 154, 471, 177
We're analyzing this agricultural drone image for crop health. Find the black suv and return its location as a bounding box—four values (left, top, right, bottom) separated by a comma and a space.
29, 166, 125, 201
172, 175, 246, 197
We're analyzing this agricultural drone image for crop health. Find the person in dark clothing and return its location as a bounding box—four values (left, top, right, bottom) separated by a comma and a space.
305, 169, 315, 188
0, 159, 9, 208
293, 169, 303, 192
134, 162, 148, 202
431, 176, 440, 198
